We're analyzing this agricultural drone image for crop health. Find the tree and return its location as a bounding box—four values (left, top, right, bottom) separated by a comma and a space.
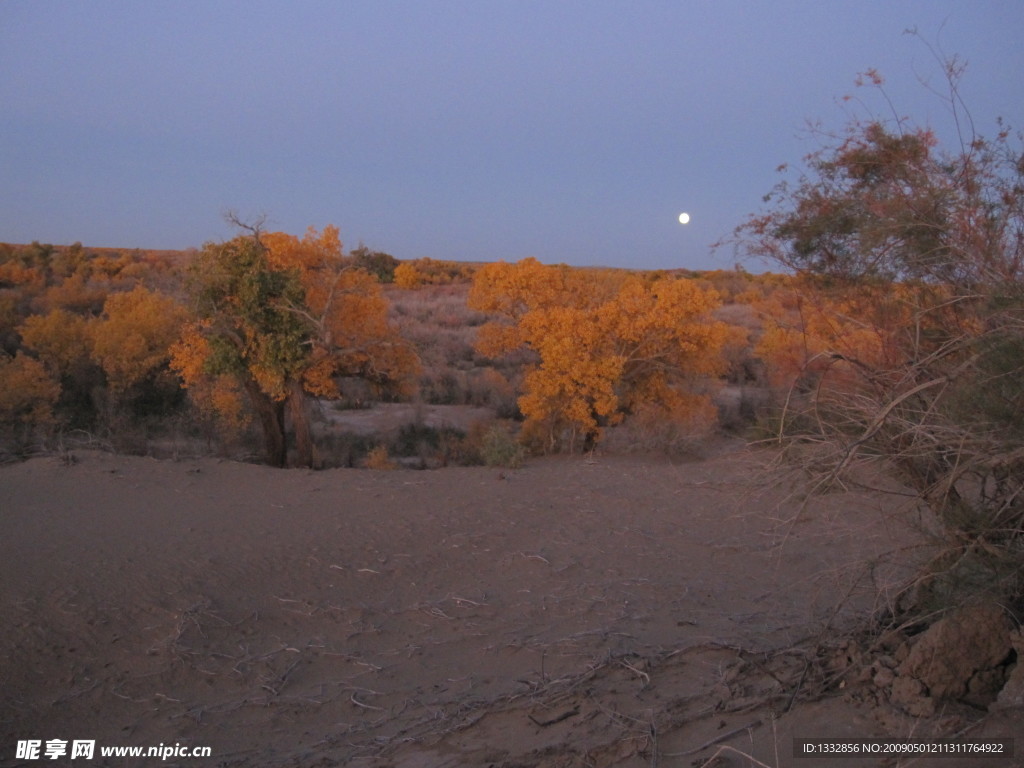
18, 309, 93, 379
171, 225, 417, 467
171, 232, 305, 467
393, 261, 422, 289
170, 322, 250, 443
18, 308, 98, 427
38, 271, 107, 315
350, 246, 399, 283
0, 352, 61, 442
470, 259, 728, 452
91, 286, 188, 395
733, 65, 1024, 613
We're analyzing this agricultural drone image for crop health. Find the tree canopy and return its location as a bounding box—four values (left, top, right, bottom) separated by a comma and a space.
469, 258, 728, 452
171, 225, 417, 467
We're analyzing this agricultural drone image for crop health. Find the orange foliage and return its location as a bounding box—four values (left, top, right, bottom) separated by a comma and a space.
0, 262, 46, 292
0, 352, 61, 428
168, 322, 250, 433
91, 286, 187, 393
393, 257, 477, 288
172, 226, 417, 466
749, 277, 978, 393
18, 309, 92, 376
470, 259, 727, 451
262, 227, 418, 397
393, 262, 422, 289
37, 272, 107, 315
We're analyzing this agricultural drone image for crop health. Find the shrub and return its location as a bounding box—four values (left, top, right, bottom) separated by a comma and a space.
479, 423, 525, 468
363, 445, 397, 470
732, 61, 1024, 618
315, 431, 376, 468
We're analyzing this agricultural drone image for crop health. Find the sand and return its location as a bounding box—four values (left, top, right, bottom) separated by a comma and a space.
1, 447, 1020, 767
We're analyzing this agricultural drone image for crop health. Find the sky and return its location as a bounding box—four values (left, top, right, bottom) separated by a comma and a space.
2, 1, 1022, 271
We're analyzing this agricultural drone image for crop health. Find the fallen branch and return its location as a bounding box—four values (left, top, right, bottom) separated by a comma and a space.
528, 706, 580, 727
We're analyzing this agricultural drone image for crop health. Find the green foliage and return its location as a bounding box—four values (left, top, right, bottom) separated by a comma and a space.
178, 233, 312, 466
350, 246, 399, 283
945, 329, 1024, 438
479, 423, 525, 468
190, 236, 309, 386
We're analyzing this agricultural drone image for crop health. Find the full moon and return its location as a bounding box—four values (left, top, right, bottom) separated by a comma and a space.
678, 212, 691, 225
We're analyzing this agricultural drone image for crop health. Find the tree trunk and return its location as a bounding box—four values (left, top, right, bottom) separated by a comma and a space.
244, 379, 287, 467
287, 378, 315, 469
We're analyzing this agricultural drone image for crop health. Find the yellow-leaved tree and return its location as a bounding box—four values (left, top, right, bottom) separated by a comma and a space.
91, 286, 188, 395
0, 352, 61, 444
171, 224, 418, 467
469, 258, 728, 452
18, 308, 93, 380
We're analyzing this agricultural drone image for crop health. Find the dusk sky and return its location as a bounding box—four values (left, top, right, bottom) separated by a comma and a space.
2, 2, 1022, 270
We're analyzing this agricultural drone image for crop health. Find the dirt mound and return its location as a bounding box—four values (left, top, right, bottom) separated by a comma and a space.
890, 605, 1015, 716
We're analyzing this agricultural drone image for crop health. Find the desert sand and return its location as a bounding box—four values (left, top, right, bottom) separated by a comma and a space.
2, 446, 1020, 767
